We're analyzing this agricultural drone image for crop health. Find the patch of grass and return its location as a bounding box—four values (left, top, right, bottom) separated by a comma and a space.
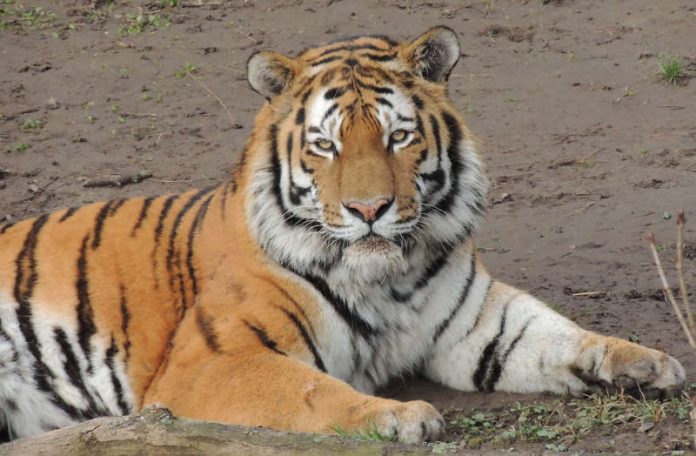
118, 11, 169, 36
175, 62, 198, 79
119, 67, 130, 79
333, 422, 396, 443
20, 118, 44, 132
5, 142, 30, 153
659, 55, 687, 85
1, 5, 56, 32
445, 393, 692, 450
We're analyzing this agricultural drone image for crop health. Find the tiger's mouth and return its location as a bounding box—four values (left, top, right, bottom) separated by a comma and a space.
345, 235, 399, 256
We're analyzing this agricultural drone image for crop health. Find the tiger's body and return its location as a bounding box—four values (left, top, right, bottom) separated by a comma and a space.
0, 27, 685, 443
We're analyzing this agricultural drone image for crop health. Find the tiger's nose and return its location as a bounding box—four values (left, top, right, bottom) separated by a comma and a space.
343, 198, 393, 223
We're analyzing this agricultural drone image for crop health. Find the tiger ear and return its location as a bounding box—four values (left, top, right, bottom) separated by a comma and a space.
247, 51, 298, 99
402, 26, 460, 83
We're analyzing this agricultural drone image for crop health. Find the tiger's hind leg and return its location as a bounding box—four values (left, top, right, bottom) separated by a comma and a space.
425, 280, 686, 397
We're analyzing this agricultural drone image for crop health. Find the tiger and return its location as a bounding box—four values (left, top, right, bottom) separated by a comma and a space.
0, 26, 686, 444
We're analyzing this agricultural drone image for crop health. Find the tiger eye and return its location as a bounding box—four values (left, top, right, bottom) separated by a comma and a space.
316, 139, 334, 151
391, 130, 408, 143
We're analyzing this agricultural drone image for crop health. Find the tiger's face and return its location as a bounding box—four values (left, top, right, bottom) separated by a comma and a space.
246, 27, 488, 278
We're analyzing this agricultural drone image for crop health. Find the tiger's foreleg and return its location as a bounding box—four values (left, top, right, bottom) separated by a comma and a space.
142, 298, 444, 444
425, 280, 685, 396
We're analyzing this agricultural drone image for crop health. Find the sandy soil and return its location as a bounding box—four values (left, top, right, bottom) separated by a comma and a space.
2, 0, 696, 453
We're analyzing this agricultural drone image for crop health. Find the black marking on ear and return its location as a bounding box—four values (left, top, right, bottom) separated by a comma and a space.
131, 196, 155, 236
375, 97, 393, 108
295, 107, 305, 125
432, 254, 476, 343
76, 235, 96, 374
324, 86, 347, 100
412, 95, 424, 109
196, 305, 220, 352
244, 320, 287, 355
59, 207, 79, 223
105, 337, 130, 415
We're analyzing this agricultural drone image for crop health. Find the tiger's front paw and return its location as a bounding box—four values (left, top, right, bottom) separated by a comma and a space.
587, 337, 686, 398
370, 400, 444, 444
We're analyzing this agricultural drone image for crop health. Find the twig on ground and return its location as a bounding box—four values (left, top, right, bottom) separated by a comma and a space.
83, 171, 153, 188
646, 232, 696, 352
676, 211, 694, 332
186, 72, 236, 128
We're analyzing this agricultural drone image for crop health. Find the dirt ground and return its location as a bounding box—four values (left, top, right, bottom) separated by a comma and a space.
2, 0, 696, 453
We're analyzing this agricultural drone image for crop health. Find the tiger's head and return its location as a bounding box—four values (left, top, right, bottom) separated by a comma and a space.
244, 27, 488, 282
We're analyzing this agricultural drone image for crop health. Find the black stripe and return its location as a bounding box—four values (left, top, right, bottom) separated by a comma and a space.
316, 43, 390, 58
390, 248, 450, 303
131, 196, 155, 236
286, 133, 312, 205
196, 306, 220, 352
166, 188, 214, 280
0, 223, 14, 234
153, 194, 180, 246
433, 112, 464, 214
119, 286, 131, 360
244, 320, 286, 355
429, 114, 443, 163
502, 317, 536, 363
311, 55, 341, 66
283, 262, 377, 339
91, 200, 124, 249
52, 327, 104, 416
300, 158, 314, 174
375, 97, 393, 108
474, 306, 508, 392
269, 124, 321, 230
472, 298, 513, 392
412, 95, 424, 110
277, 307, 326, 372
433, 255, 476, 343
76, 236, 96, 373
355, 80, 394, 94
59, 207, 79, 223
324, 87, 347, 100
321, 103, 339, 124
295, 107, 305, 125
105, 338, 130, 415
186, 193, 214, 295
13, 214, 84, 419
362, 52, 396, 62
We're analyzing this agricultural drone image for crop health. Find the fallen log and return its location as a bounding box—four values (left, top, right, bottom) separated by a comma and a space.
0, 405, 432, 456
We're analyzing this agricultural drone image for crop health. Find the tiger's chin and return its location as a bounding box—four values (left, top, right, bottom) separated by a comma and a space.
341, 236, 407, 289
